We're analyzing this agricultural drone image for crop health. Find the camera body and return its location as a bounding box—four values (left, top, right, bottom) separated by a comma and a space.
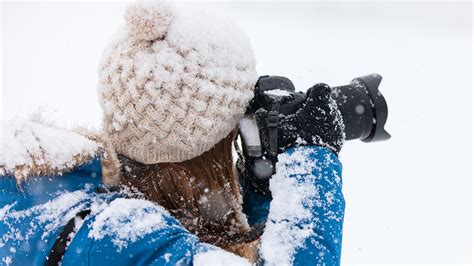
239, 74, 390, 183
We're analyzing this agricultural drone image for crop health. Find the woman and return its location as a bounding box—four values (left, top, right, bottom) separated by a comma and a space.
0, 1, 345, 265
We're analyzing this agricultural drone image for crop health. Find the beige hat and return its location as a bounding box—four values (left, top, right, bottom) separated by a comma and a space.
98, 1, 257, 164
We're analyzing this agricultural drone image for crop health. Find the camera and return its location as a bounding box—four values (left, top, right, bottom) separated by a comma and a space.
239, 74, 390, 182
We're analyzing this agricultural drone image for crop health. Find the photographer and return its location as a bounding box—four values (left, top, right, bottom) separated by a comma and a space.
0, 1, 345, 265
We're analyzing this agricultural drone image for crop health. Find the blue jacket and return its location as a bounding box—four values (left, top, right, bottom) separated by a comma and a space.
0, 146, 344, 265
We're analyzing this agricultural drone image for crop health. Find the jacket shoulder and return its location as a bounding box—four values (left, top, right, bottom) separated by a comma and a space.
0, 119, 101, 181
65, 196, 251, 265
65, 197, 197, 265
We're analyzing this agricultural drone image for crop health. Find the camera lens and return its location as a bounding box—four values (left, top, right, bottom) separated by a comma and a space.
332, 74, 390, 142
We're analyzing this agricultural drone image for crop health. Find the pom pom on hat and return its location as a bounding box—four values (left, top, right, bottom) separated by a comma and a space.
125, 1, 173, 41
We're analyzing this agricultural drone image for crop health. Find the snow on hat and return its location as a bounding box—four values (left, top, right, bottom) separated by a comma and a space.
98, 1, 257, 164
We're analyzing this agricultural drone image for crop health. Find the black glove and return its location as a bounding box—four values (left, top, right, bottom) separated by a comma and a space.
255, 83, 345, 155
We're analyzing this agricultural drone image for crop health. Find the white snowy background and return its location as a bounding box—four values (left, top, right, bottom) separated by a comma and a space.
1, 1, 472, 264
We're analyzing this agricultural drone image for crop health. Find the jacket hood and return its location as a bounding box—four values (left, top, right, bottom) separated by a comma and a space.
0, 119, 121, 185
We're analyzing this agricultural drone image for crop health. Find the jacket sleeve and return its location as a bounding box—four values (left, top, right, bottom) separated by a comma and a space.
240, 173, 272, 227
259, 146, 345, 266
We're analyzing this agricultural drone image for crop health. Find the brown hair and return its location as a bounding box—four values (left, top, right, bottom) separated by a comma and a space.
119, 132, 259, 259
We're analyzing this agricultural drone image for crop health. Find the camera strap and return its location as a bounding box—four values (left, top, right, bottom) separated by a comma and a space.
46, 209, 91, 266
267, 102, 280, 163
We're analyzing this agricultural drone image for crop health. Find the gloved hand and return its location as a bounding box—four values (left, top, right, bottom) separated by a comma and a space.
255, 83, 345, 155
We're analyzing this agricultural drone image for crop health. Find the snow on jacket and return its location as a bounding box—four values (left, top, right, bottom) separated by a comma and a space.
0, 120, 344, 265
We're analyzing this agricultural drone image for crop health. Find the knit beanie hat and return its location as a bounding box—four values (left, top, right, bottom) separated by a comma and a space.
98, 1, 257, 164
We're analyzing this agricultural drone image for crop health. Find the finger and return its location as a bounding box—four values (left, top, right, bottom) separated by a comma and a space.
306, 83, 332, 102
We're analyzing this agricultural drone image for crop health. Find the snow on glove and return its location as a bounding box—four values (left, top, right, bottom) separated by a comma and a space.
255, 83, 345, 155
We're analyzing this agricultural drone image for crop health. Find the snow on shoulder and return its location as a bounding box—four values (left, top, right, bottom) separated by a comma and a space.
1, 188, 93, 247
0, 118, 99, 181
88, 198, 170, 251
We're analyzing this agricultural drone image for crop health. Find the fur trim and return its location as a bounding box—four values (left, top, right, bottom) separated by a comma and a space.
0, 119, 100, 183
82, 131, 122, 186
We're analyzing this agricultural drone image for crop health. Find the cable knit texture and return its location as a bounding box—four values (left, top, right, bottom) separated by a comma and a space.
98, 1, 257, 164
